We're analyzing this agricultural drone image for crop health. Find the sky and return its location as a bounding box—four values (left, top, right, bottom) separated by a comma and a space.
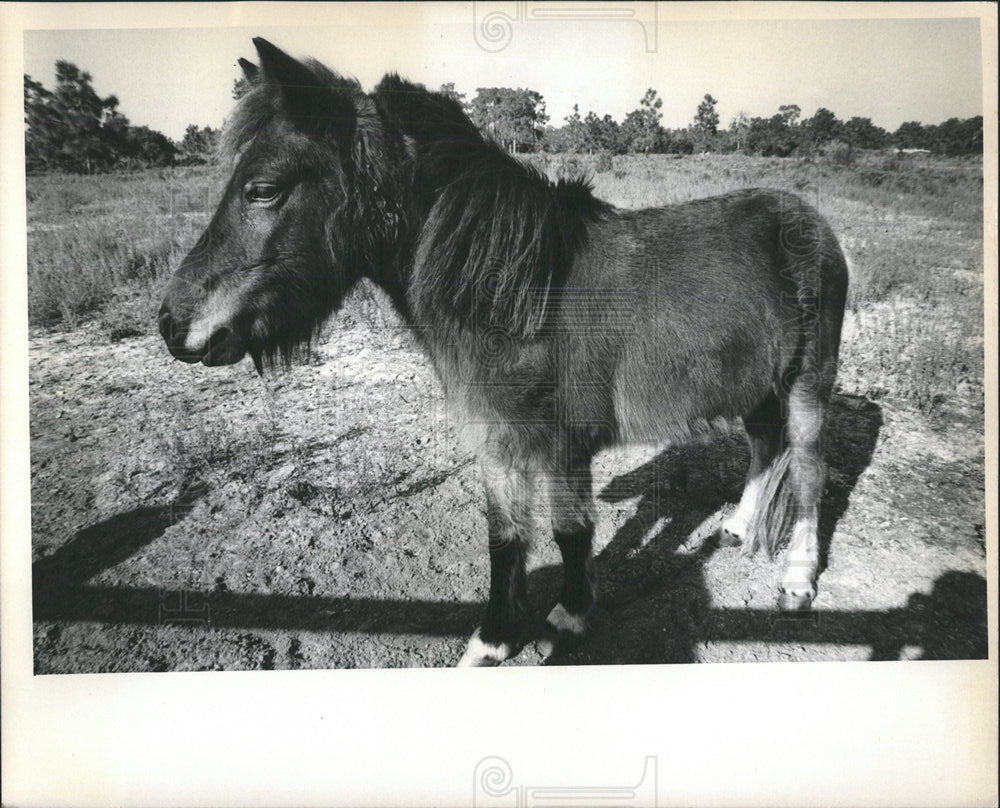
21, 6, 985, 142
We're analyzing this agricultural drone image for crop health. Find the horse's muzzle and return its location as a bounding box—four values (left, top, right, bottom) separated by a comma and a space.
201, 327, 246, 366
158, 306, 202, 364
159, 305, 246, 366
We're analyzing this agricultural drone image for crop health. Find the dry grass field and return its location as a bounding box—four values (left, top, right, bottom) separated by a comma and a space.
26, 152, 987, 670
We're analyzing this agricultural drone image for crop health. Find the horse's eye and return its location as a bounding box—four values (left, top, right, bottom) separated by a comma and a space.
245, 183, 282, 205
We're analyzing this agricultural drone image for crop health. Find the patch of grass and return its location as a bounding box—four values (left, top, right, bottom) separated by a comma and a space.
594, 151, 613, 173
99, 284, 164, 342
588, 153, 983, 222
26, 167, 222, 223
838, 300, 983, 415
26, 167, 218, 328
163, 394, 284, 492
836, 161, 983, 221
27, 218, 189, 327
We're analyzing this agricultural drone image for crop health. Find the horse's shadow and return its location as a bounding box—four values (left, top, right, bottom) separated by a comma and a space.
33, 392, 988, 667
530, 392, 885, 665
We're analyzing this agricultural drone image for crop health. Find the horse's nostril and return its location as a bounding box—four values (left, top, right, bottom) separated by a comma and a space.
158, 310, 174, 342
158, 309, 200, 362
158, 310, 188, 348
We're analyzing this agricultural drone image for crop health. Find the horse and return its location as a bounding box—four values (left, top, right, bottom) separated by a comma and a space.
159, 38, 848, 666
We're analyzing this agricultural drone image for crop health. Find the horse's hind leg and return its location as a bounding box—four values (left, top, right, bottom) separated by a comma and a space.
779, 378, 827, 610
539, 454, 596, 656
458, 454, 533, 667
721, 391, 785, 545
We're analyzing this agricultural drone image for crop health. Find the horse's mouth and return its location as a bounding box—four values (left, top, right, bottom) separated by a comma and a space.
159, 311, 246, 367
200, 327, 247, 366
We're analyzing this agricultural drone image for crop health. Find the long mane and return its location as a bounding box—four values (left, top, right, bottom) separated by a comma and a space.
221, 62, 612, 342
375, 75, 611, 339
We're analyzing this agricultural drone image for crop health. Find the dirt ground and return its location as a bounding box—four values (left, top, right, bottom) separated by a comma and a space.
28, 294, 987, 671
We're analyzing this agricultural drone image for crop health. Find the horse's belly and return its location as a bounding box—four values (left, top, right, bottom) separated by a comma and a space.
611, 329, 776, 444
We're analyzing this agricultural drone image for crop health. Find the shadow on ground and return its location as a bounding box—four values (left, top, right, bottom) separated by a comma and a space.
32, 394, 988, 668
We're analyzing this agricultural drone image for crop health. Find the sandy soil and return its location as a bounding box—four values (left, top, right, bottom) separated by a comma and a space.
29, 297, 987, 671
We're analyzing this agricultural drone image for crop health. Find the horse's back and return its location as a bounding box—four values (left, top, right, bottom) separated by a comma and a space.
557, 189, 847, 443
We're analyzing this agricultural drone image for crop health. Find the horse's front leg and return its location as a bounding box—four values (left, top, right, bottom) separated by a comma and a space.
458, 455, 534, 667
537, 452, 596, 658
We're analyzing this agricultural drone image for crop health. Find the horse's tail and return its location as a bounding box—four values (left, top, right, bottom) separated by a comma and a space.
742, 195, 847, 558
744, 447, 794, 558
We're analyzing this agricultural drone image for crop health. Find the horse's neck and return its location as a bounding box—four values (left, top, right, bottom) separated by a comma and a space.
364, 148, 531, 328
363, 173, 438, 324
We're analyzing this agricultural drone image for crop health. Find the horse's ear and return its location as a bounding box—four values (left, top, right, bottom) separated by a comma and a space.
253, 37, 311, 89
252, 37, 356, 138
238, 57, 259, 84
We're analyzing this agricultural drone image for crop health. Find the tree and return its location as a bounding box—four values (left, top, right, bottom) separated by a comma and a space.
934, 116, 983, 156
55, 61, 123, 172
469, 87, 548, 153
727, 110, 751, 152
24, 75, 57, 172
692, 93, 720, 152
24, 61, 178, 173
843, 116, 888, 150
179, 124, 220, 164
102, 108, 133, 163
893, 120, 931, 150
24, 62, 125, 173
439, 83, 466, 109
665, 129, 695, 155
561, 104, 588, 153
233, 74, 252, 101
621, 88, 663, 154
121, 125, 178, 168
744, 114, 799, 157
778, 104, 801, 127
803, 107, 841, 147
583, 111, 623, 154
694, 94, 719, 135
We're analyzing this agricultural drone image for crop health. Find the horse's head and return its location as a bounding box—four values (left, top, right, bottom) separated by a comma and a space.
159, 38, 397, 370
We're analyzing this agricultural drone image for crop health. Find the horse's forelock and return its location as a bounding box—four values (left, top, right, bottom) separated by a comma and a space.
220, 85, 280, 163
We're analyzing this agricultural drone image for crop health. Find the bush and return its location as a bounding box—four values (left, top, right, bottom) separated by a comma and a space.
554, 155, 584, 181
594, 151, 613, 173
828, 140, 854, 166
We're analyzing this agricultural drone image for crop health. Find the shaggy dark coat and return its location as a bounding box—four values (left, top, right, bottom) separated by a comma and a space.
159, 38, 848, 665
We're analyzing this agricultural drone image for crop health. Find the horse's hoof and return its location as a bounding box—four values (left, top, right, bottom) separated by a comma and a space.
777, 586, 815, 611
536, 604, 588, 659
716, 526, 743, 547
536, 627, 586, 660
456, 628, 513, 667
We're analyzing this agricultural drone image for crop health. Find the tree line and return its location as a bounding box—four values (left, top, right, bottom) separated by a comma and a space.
24, 60, 983, 174
540, 91, 981, 158
24, 61, 225, 173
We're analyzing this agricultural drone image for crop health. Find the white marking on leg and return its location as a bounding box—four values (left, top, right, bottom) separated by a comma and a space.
456, 628, 512, 667
722, 473, 762, 538
781, 511, 819, 598
546, 603, 588, 636
185, 288, 242, 352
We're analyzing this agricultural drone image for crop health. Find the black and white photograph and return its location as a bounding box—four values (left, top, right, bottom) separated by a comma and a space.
2, 2, 996, 805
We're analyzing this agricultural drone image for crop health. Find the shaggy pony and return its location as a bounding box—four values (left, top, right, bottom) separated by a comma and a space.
159, 38, 848, 665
